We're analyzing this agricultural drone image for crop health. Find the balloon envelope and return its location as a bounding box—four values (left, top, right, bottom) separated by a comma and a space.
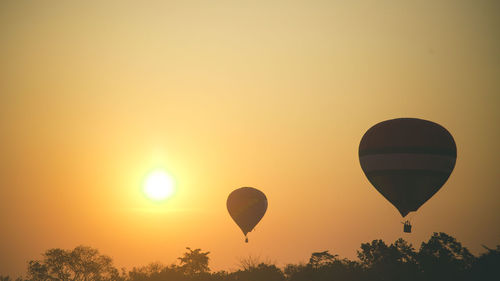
227, 187, 267, 236
359, 118, 456, 217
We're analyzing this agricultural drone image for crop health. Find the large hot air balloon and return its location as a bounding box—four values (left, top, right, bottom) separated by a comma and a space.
227, 187, 267, 243
359, 118, 456, 233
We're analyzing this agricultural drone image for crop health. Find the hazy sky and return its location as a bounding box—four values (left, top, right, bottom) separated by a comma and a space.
1, 0, 499, 277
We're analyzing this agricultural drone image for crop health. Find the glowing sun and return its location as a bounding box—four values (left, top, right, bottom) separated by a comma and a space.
143, 170, 175, 201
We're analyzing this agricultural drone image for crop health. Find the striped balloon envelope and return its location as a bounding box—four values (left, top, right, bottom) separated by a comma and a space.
359, 118, 457, 218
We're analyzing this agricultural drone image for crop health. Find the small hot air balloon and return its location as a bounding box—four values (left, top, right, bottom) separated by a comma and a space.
227, 187, 267, 243
359, 118, 456, 233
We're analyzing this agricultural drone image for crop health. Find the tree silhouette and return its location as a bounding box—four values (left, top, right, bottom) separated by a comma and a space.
178, 247, 211, 276
128, 263, 168, 281
4, 233, 499, 281
308, 251, 338, 268
26, 246, 122, 281
230, 263, 284, 281
471, 245, 500, 281
418, 232, 474, 281
358, 238, 420, 281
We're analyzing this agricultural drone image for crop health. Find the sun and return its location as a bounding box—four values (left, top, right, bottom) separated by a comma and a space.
143, 170, 175, 201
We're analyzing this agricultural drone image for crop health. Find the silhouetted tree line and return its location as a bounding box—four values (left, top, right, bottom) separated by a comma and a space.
2, 232, 499, 281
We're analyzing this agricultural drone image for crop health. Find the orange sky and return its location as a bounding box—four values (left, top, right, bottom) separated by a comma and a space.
1, 0, 499, 277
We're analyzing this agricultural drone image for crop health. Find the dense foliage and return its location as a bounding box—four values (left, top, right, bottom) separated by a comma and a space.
2, 232, 498, 281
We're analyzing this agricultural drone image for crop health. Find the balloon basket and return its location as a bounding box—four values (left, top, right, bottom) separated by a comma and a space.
403, 222, 412, 233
